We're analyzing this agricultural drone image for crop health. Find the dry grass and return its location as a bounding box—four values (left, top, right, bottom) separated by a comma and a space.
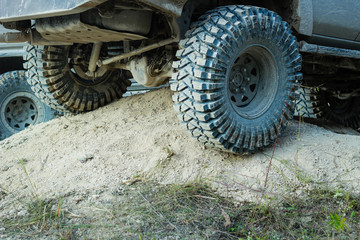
1, 180, 359, 240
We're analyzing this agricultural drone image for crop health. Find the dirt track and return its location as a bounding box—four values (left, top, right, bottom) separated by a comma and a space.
0, 88, 359, 211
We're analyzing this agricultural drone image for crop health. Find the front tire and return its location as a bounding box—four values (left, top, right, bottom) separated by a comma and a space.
171, 6, 302, 154
0, 71, 57, 140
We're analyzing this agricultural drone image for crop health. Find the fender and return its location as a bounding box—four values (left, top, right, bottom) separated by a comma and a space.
139, 0, 188, 17
292, 0, 313, 36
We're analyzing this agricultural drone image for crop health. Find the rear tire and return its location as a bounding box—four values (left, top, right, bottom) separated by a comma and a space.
0, 71, 57, 140
24, 44, 131, 113
171, 6, 302, 154
295, 87, 316, 118
311, 89, 360, 129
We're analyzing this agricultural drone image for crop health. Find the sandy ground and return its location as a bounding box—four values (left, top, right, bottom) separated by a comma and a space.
0, 88, 359, 212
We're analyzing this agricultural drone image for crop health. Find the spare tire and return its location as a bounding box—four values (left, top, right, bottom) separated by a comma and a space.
171, 5, 302, 154
0, 71, 57, 140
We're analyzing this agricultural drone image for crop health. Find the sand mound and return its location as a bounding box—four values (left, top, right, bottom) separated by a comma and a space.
1, 88, 359, 203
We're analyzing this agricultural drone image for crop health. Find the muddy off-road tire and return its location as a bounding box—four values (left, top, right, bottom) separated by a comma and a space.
311, 89, 360, 129
0, 71, 56, 140
295, 87, 316, 118
24, 45, 131, 113
171, 6, 302, 154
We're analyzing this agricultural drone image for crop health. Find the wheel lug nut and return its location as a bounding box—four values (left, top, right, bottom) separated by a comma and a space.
243, 68, 247, 72
246, 77, 250, 82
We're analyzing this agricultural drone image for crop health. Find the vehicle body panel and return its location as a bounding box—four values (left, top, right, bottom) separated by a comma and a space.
140, 0, 187, 16
0, 0, 107, 22
0, 0, 359, 48
312, 0, 360, 41
0, 0, 186, 22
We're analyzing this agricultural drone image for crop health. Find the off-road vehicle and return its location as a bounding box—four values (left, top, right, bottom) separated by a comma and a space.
1, 0, 359, 153
0, 25, 56, 140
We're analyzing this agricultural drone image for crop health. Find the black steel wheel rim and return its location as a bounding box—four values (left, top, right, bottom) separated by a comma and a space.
4, 95, 38, 130
226, 45, 278, 119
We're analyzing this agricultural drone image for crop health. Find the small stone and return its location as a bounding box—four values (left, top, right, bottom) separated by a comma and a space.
73, 196, 83, 204
1, 166, 9, 172
78, 157, 87, 163
51, 205, 58, 211
9, 209, 16, 215
17, 210, 28, 217
295, 190, 303, 196
91, 195, 100, 200
112, 187, 124, 196
78, 154, 94, 163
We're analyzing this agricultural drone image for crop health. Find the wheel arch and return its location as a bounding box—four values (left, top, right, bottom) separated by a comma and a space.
188, 0, 313, 36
